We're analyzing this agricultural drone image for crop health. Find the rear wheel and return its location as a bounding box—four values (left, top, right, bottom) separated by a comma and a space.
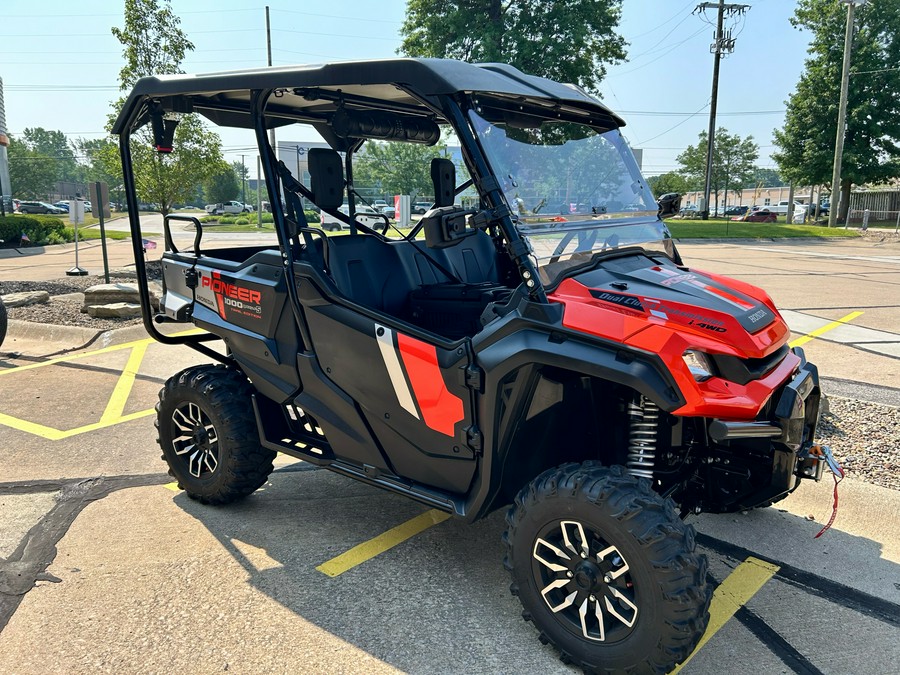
504, 463, 710, 674
156, 364, 275, 504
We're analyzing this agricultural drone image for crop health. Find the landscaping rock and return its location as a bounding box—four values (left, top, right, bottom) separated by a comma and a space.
85, 302, 143, 319
1, 291, 51, 308
82, 282, 162, 312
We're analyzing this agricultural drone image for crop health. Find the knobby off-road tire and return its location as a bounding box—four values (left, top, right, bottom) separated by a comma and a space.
156, 364, 276, 505
504, 462, 711, 674
0, 298, 7, 349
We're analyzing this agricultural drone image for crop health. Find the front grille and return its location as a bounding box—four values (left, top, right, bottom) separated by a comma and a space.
710, 344, 790, 385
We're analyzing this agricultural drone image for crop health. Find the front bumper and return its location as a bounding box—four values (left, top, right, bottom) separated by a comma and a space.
705, 347, 825, 509
709, 347, 820, 453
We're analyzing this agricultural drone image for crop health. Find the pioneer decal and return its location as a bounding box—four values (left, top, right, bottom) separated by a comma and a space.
196, 270, 264, 321
589, 289, 644, 312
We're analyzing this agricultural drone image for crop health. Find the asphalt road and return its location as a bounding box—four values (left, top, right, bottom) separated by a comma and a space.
1, 236, 899, 673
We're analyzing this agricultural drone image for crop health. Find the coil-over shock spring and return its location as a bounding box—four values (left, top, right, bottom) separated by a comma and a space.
626, 396, 659, 480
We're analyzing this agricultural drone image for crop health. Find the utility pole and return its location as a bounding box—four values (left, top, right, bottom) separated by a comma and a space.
695, 1, 750, 220
828, 0, 866, 228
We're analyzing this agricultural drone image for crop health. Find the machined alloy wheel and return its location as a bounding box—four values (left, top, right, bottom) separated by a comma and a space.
169, 401, 220, 479
505, 462, 711, 674
157, 364, 276, 504
532, 520, 638, 644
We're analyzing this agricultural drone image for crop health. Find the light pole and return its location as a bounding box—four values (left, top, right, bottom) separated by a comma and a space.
828, 0, 866, 227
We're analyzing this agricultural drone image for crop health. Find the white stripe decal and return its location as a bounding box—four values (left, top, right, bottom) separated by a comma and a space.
375, 324, 420, 419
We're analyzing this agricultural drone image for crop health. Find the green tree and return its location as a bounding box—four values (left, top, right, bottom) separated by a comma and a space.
110, 0, 223, 215
399, 0, 626, 95
204, 163, 240, 205
677, 128, 758, 214
750, 167, 785, 188
354, 140, 450, 199
22, 128, 79, 183
773, 0, 900, 222
647, 172, 690, 198
7, 136, 59, 199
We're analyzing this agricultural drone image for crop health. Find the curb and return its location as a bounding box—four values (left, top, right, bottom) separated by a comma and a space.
4, 319, 152, 356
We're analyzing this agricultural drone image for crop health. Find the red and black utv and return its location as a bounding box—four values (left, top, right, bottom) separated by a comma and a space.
114, 59, 830, 673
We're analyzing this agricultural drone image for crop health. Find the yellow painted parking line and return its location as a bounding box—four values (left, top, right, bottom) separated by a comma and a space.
673, 556, 780, 673
0, 328, 205, 440
316, 509, 451, 578
0, 327, 205, 376
789, 310, 863, 348
164, 482, 180, 492
100, 341, 149, 423
0, 408, 156, 441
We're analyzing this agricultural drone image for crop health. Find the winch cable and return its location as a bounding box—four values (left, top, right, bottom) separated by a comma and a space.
811, 444, 845, 539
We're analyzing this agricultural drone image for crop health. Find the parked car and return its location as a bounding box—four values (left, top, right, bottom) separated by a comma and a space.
372, 199, 389, 211
412, 201, 432, 215
320, 204, 386, 231
17, 201, 65, 214
741, 209, 777, 223
205, 200, 253, 215
381, 205, 396, 218
724, 205, 748, 217
53, 201, 71, 212
82, 200, 93, 213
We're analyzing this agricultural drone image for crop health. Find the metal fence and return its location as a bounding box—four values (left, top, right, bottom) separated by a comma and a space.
845, 208, 900, 232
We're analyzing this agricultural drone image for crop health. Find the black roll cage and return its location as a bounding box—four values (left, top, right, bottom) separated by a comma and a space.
118, 82, 555, 357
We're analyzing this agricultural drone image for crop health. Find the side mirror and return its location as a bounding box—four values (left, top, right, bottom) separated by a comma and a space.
657, 193, 681, 218
422, 207, 477, 249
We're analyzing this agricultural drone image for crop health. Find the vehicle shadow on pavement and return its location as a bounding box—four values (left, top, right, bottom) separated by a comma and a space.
172, 467, 571, 674
171, 467, 900, 674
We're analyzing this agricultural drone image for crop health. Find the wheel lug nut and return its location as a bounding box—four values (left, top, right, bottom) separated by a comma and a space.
604, 574, 612, 583
567, 571, 573, 578
580, 552, 587, 559
590, 595, 596, 602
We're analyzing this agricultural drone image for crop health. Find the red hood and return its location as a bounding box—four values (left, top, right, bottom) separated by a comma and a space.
549, 258, 788, 359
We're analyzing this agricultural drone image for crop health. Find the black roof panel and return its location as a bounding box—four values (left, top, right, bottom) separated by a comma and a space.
112, 58, 623, 134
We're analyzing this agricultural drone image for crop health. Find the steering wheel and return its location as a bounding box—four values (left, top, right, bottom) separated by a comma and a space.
548, 229, 598, 264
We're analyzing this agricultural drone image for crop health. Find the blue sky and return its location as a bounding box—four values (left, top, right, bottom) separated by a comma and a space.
2, 0, 814, 175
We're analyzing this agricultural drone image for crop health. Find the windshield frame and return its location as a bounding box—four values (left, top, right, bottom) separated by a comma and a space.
465, 102, 674, 288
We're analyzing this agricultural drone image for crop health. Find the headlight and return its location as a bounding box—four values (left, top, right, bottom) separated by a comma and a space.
683, 350, 714, 381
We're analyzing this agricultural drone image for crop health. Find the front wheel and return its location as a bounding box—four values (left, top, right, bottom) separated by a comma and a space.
504, 463, 711, 674
156, 364, 276, 505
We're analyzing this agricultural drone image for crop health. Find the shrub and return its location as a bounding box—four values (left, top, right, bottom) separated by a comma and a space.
200, 215, 219, 223
261, 212, 275, 223
0, 215, 67, 246
234, 217, 250, 225
46, 231, 69, 246
304, 210, 319, 223
218, 216, 236, 224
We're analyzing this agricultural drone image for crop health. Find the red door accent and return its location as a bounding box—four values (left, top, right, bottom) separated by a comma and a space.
397, 333, 464, 436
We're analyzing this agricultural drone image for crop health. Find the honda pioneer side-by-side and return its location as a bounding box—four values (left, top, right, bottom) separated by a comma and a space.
114, 59, 835, 674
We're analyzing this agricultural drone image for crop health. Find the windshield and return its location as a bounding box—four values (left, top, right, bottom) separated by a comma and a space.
469, 108, 674, 285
